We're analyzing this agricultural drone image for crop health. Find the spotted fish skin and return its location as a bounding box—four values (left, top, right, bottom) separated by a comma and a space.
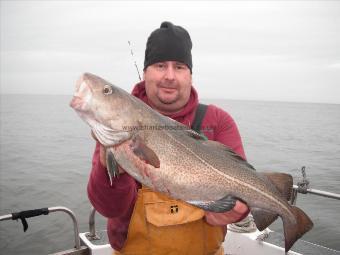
70, 73, 313, 252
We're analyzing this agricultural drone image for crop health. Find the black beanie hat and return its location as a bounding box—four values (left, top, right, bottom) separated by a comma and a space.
144, 21, 193, 73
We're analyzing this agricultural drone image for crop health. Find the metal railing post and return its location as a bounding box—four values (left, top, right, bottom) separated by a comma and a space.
86, 207, 100, 240
48, 206, 81, 249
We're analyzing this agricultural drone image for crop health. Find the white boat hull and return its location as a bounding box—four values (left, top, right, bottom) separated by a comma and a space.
79, 229, 303, 255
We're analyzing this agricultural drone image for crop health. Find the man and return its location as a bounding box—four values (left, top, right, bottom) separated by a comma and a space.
88, 21, 249, 255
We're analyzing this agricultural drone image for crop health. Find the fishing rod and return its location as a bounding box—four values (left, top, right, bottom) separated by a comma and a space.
128, 40, 142, 81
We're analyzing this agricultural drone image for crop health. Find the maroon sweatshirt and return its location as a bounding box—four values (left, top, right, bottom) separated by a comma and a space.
87, 82, 246, 250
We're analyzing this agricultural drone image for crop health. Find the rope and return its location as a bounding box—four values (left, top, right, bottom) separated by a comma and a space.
227, 214, 257, 233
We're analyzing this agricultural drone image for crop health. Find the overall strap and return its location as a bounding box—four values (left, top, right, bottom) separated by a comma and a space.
191, 103, 208, 133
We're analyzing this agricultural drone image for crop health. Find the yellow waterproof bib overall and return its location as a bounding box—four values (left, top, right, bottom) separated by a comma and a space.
114, 186, 224, 255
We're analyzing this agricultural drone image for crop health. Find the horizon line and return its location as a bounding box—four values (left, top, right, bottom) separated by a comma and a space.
1, 93, 339, 105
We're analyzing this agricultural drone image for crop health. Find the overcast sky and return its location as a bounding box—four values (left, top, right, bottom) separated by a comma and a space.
1, 1, 339, 104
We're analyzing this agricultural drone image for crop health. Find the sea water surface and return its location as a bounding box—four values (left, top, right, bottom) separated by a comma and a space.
0, 95, 339, 254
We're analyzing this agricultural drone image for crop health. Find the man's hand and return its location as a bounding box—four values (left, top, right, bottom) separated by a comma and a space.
205, 200, 249, 226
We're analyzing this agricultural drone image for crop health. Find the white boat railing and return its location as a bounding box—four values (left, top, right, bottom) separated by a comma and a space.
293, 185, 340, 200
0, 206, 88, 254
290, 166, 340, 204
87, 207, 101, 241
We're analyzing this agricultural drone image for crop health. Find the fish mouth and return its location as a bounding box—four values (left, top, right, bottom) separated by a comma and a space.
69, 95, 83, 110
69, 74, 93, 111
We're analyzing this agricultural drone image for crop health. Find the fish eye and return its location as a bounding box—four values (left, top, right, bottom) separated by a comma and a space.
103, 85, 113, 95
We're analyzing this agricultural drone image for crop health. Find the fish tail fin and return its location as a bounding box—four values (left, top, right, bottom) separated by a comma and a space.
283, 206, 313, 252
260, 172, 293, 201
251, 173, 293, 232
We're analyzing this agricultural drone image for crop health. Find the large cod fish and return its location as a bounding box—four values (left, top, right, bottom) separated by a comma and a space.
70, 73, 313, 252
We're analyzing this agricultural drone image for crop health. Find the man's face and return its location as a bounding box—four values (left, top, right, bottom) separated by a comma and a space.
143, 61, 192, 114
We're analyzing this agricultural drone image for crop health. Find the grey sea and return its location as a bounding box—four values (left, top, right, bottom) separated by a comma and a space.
0, 95, 339, 254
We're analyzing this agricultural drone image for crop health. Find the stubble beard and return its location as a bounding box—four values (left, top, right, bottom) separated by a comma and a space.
157, 90, 179, 105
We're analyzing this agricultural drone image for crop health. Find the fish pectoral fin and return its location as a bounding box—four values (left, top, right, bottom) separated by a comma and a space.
131, 135, 160, 168
106, 148, 120, 185
250, 208, 279, 231
259, 172, 293, 201
282, 206, 313, 252
187, 195, 237, 213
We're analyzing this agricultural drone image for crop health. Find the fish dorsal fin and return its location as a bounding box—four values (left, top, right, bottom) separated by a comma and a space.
185, 129, 208, 140
259, 172, 293, 201
131, 135, 160, 168
163, 115, 207, 140
202, 140, 255, 171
